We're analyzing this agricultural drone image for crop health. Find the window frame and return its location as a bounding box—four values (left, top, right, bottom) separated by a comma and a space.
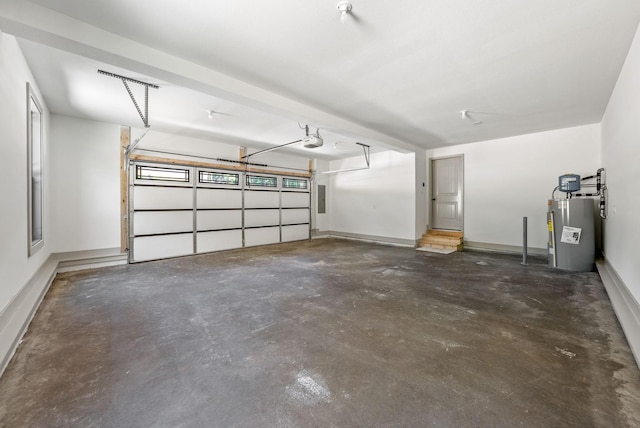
282, 177, 308, 190
27, 83, 44, 256
135, 164, 190, 183
246, 174, 278, 188
199, 170, 240, 186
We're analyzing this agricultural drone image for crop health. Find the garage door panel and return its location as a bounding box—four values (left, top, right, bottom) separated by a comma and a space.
245, 191, 279, 208
197, 188, 241, 209
197, 210, 242, 230
245, 227, 280, 247
133, 234, 193, 262
282, 225, 309, 242
197, 230, 242, 253
131, 162, 311, 263
134, 186, 193, 210
245, 209, 279, 227
282, 209, 309, 225
134, 211, 193, 235
281, 192, 309, 208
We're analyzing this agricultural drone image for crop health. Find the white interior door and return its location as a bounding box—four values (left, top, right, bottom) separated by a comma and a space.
431, 155, 463, 231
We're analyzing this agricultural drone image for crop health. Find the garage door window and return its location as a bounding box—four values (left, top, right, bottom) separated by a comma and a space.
136, 165, 190, 182
200, 171, 239, 185
282, 178, 308, 189
246, 175, 277, 187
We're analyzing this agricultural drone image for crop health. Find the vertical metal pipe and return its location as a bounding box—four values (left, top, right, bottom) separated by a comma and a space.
521, 216, 528, 265
278, 184, 283, 244
550, 211, 557, 268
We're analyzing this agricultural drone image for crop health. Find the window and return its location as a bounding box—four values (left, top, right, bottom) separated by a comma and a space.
246, 175, 277, 187
27, 83, 43, 255
200, 171, 239, 185
283, 177, 308, 189
136, 165, 190, 182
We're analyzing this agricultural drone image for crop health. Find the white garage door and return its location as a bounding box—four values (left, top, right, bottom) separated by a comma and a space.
129, 161, 310, 262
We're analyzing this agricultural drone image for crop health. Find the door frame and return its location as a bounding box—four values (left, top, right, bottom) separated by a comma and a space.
429, 154, 464, 231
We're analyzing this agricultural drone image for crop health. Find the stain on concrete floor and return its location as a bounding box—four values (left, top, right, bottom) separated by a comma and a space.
1, 238, 639, 427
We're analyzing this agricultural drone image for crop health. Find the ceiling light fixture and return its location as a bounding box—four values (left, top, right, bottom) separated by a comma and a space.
336, 1, 353, 22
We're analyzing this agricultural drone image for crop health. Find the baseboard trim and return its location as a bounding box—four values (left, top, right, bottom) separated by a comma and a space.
311, 230, 331, 239
57, 247, 128, 272
0, 255, 58, 378
313, 231, 415, 247
596, 259, 640, 369
463, 240, 547, 256
0, 248, 128, 377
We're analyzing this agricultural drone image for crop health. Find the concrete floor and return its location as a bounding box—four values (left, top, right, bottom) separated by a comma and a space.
1, 238, 640, 427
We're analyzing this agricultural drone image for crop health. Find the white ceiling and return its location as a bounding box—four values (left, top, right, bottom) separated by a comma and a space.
2, 0, 640, 159
15, 39, 368, 159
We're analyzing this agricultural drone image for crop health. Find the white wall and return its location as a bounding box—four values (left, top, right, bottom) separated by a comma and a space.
134, 129, 240, 163
414, 148, 428, 239
313, 159, 331, 232
427, 124, 601, 250
0, 33, 51, 310
328, 151, 416, 242
49, 124, 315, 255
0, 33, 54, 372
135, 128, 311, 173
50, 115, 121, 252
601, 23, 640, 301
249, 149, 310, 173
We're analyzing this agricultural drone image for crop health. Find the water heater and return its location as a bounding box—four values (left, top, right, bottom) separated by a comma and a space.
547, 198, 595, 272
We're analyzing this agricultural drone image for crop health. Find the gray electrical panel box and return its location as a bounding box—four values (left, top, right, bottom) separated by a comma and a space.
317, 185, 326, 214
559, 174, 581, 192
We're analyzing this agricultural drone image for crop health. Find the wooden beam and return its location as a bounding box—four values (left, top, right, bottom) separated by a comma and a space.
120, 127, 130, 252
129, 153, 312, 178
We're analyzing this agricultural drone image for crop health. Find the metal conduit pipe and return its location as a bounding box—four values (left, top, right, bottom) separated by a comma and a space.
521, 217, 528, 266
552, 168, 607, 219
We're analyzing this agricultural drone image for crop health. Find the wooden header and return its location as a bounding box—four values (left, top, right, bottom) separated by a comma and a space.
129, 153, 312, 178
